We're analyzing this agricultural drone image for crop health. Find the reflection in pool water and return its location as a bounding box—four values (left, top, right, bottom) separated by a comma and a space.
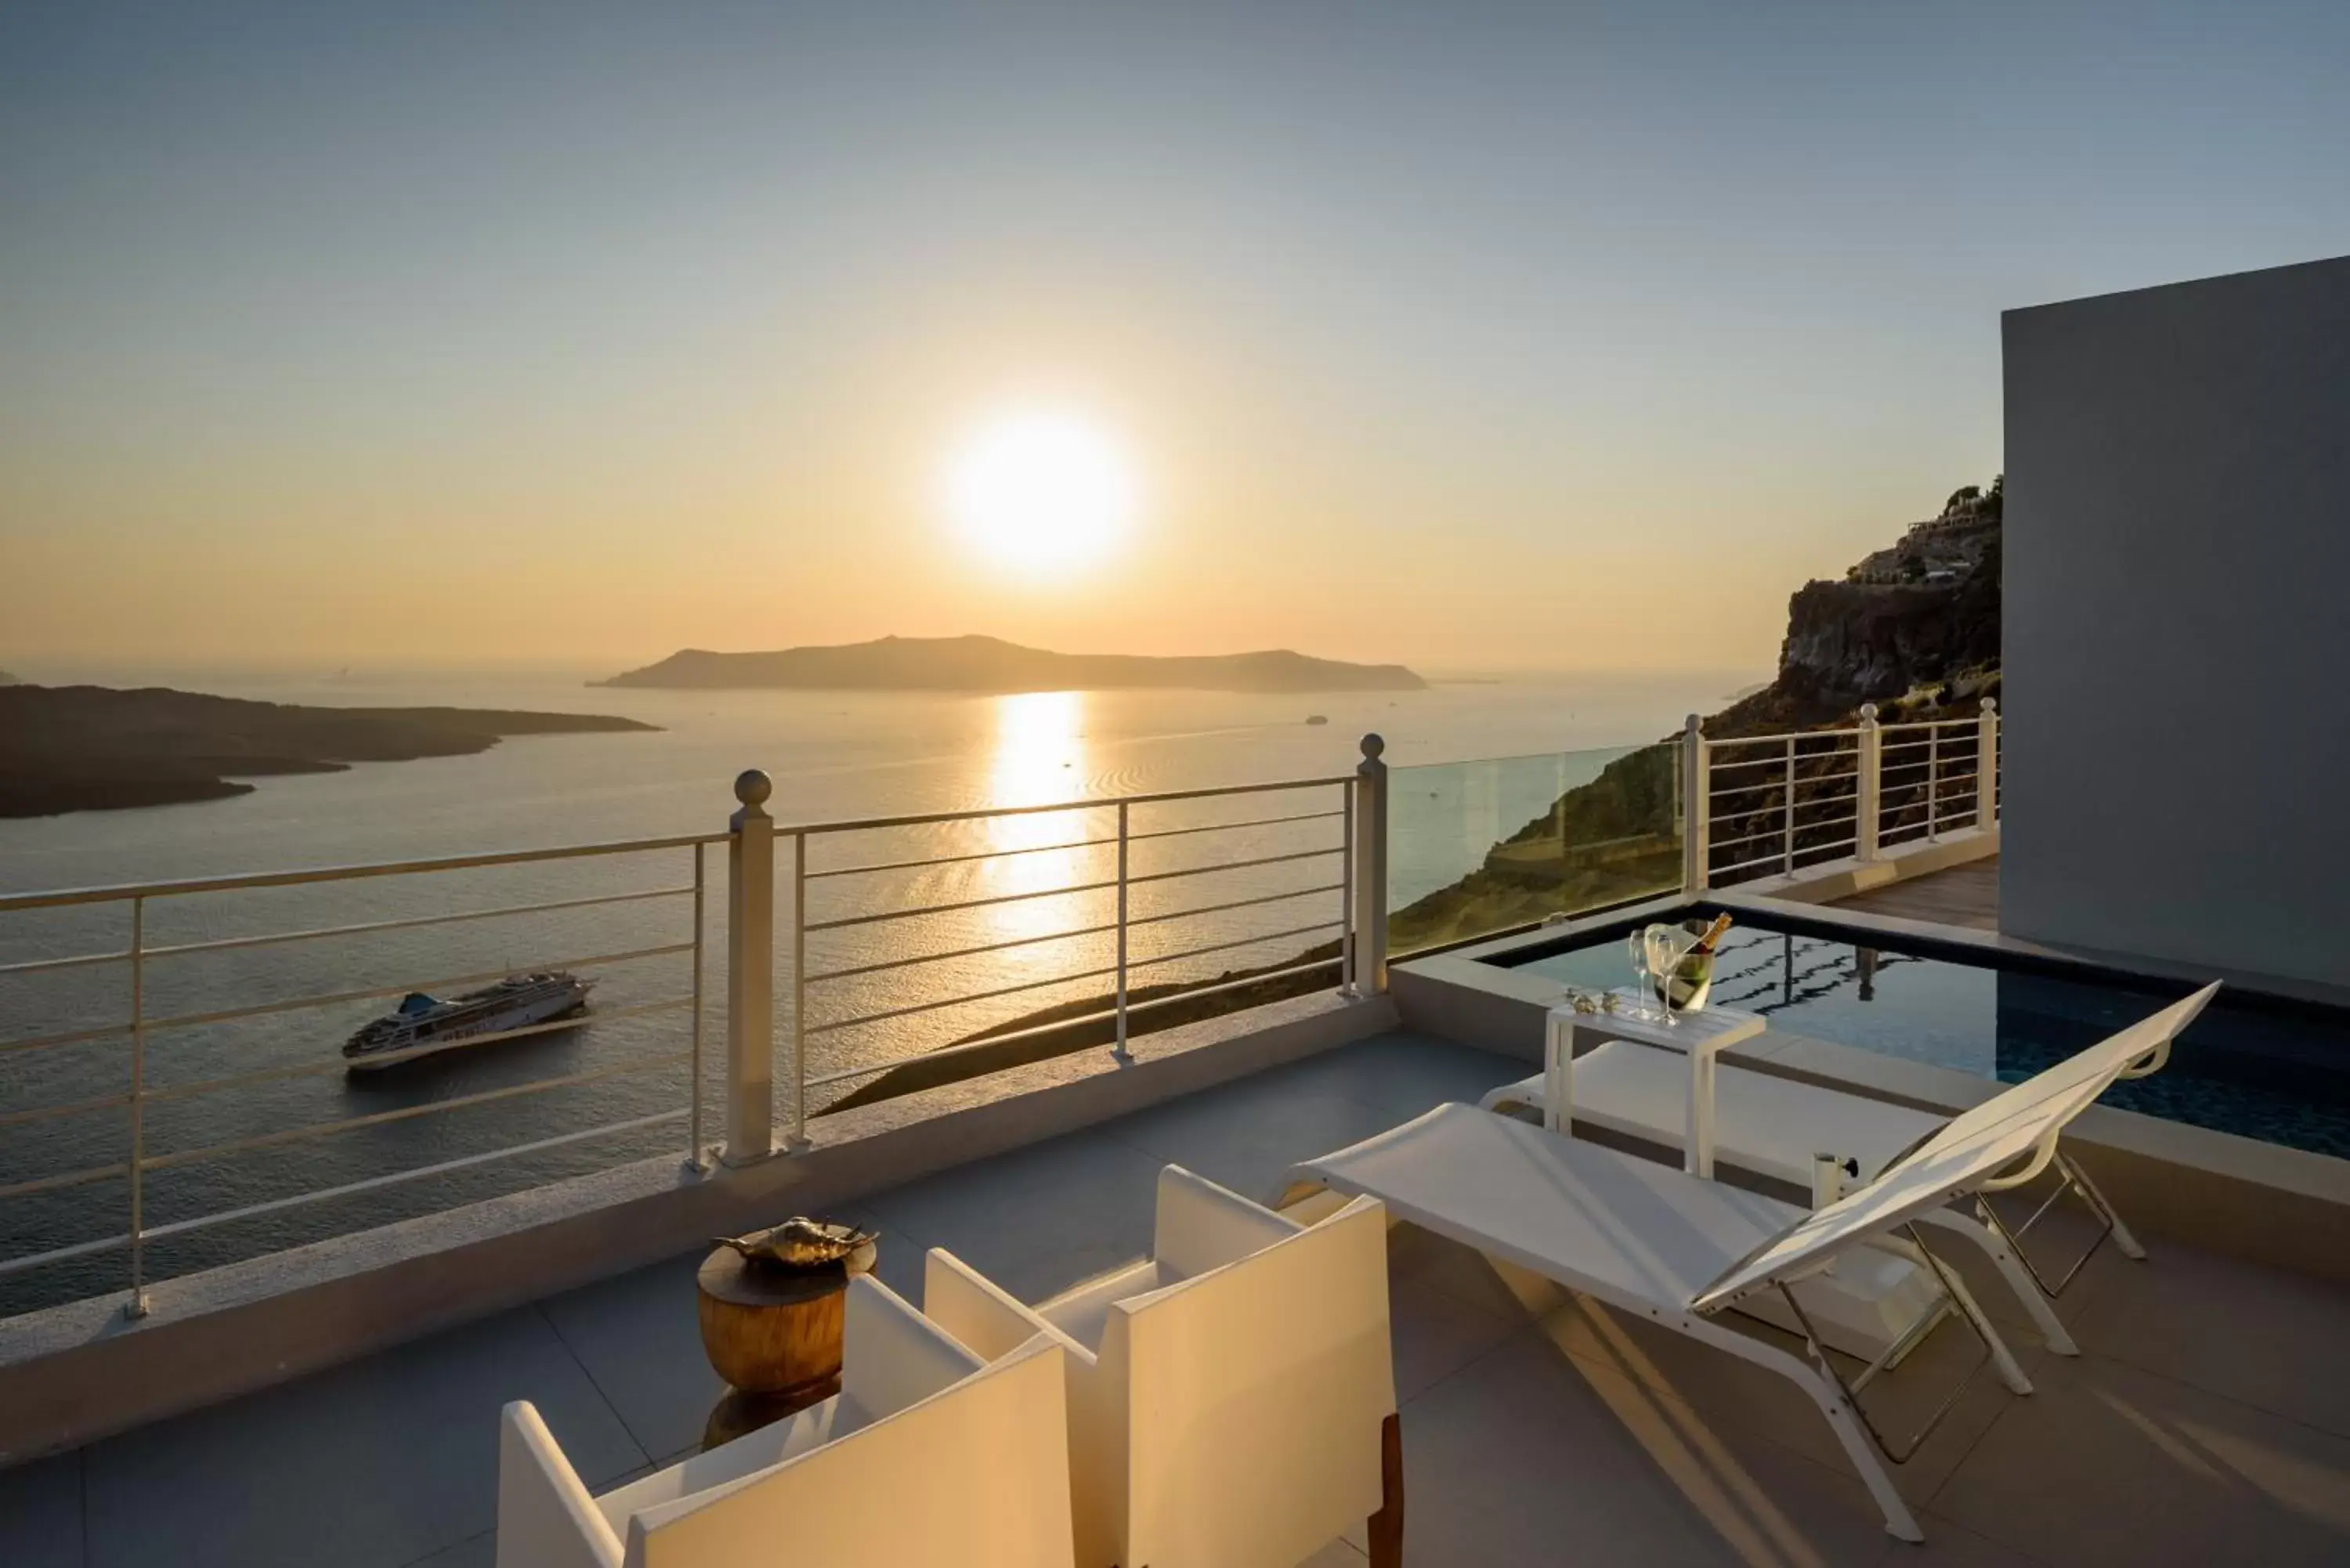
1515, 923, 2350, 1160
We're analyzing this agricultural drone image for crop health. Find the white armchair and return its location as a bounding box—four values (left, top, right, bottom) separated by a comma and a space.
497, 1274, 1075, 1568
924, 1165, 1401, 1568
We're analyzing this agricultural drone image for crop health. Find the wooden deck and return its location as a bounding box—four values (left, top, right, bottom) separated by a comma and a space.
1829, 853, 2000, 930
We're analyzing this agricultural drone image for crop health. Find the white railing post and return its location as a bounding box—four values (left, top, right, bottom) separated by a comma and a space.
1978, 698, 1999, 828
786, 829, 809, 1153
1855, 704, 1882, 862
685, 842, 709, 1173
125, 894, 149, 1319
1679, 715, 1708, 895
1338, 782, 1358, 998
1782, 734, 1797, 876
1112, 801, 1133, 1063
1926, 724, 1941, 840
1349, 735, 1389, 995
723, 769, 776, 1165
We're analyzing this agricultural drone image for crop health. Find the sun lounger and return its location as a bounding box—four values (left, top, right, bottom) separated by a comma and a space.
1477, 982, 2220, 1353
1281, 988, 2216, 1542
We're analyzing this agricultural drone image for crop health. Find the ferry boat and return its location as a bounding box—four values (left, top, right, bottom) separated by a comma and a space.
343, 970, 592, 1070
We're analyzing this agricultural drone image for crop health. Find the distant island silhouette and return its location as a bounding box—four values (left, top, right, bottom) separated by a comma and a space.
0, 685, 657, 818
598, 634, 1427, 694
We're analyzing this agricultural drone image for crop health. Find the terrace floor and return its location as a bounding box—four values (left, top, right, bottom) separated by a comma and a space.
7, 1026, 2350, 1567
1831, 854, 2001, 932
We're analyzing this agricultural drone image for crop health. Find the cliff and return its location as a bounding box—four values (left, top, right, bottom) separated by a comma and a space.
599, 634, 1426, 693
1392, 478, 2005, 946
1708, 480, 2001, 734
0, 686, 658, 818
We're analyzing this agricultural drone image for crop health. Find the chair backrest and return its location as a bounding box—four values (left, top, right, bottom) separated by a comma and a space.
625, 1332, 1076, 1568
1103, 1194, 1394, 1568
1152, 1165, 1303, 1281
1691, 983, 2220, 1313
838, 1272, 988, 1425
497, 1400, 624, 1568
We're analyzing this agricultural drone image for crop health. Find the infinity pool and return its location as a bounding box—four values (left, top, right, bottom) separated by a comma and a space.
1506, 915, 2350, 1160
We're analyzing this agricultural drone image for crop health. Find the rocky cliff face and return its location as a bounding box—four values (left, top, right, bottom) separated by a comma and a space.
1711, 498, 2000, 734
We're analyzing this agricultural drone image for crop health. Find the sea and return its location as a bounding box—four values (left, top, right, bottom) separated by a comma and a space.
0, 667, 1745, 1313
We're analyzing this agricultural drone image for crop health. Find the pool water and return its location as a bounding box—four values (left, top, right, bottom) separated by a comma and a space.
1511, 920, 2350, 1161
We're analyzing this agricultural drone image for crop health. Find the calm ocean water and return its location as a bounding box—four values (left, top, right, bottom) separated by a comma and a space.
0, 667, 1742, 1312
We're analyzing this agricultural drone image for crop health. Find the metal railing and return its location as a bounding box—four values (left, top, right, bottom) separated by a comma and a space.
0, 739, 1395, 1321
1683, 699, 1998, 890
0, 834, 724, 1317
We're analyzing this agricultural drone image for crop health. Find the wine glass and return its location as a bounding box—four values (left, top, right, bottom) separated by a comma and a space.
1643, 923, 1700, 1025
1625, 930, 1654, 1019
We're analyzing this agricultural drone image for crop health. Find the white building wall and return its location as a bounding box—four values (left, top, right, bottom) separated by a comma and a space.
2001, 256, 2350, 990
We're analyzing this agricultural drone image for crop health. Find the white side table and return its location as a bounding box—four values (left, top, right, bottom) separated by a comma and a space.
1542, 987, 1765, 1178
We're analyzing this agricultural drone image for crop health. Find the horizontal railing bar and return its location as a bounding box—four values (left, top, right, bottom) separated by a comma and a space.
138, 1108, 691, 1247
806, 835, 1118, 881
790, 775, 1353, 840
1129, 883, 1344, 930
143, 996, 694, 1101
803, 955, 1346, 1092
0, 1019, 132, 1057
1708, 829, 1790, 854
0, 1088, 132, 1129
804, 923, 1119, 985
0, 1229, 135, 1280
1704, 729, 1860, 750
141, 885, 694, 960
1712, 849, 1798, 878
804, 879, 1119, 934
0, 1107, 697, 1281
1127, 808, 1346, 844
1126, 844, 1342, 886
1876, 718, 1981, 732
0, 834, 726, 914
807, 963, 1120, 1035
0, 1158, 131, 1203
0, 948, 132, 978
136, 943, 694, 1035
801, 880, 1350, 986
137, 1049, 693, 1175
1127, 919, 1342, 973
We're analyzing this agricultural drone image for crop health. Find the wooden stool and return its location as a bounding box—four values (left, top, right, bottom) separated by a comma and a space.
695, 1242, 873, 1396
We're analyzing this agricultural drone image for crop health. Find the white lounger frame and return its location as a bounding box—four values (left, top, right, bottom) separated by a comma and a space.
1282, 985, 2218, 1544
1480, 981, 2218, 1357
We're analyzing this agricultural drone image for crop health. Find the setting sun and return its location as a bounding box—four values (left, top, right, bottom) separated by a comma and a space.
942, 409, 1137, 577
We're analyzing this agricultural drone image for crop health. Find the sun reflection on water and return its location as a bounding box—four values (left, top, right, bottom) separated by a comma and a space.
984, 692, 1098, 956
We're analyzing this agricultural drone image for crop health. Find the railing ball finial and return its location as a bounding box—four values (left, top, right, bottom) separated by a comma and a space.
1980, 696, 1996, 714
1859, 702, 1878, 724
733, 769, 772, 809
1358, 732, 1386, 763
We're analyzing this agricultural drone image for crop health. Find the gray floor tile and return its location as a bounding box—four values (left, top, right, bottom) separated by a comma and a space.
0, 1450, 83, 1568
1395, 1324, 1875, 1567
1102, 1074, 1403, 1205
1930, 1349, 2350, 1566
859, 1129, 1163, 1304
403, 1528, 494, 1567
540, 1251, 728, 1464
2070, 1239, 2350, 1439
1263, 1033, 1528, 1121
83, 1306, 643, 1568
1388, 1275, 1521, 1404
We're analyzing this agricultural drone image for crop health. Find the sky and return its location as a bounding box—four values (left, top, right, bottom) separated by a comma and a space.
2, 1, 2346, 678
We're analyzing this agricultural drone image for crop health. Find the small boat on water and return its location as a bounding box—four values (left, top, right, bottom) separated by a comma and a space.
343, 970, 592, 1070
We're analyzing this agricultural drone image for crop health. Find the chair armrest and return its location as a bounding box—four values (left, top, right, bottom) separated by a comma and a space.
497, 1402, 623, 1568
1153, 1165, 1302, 1280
